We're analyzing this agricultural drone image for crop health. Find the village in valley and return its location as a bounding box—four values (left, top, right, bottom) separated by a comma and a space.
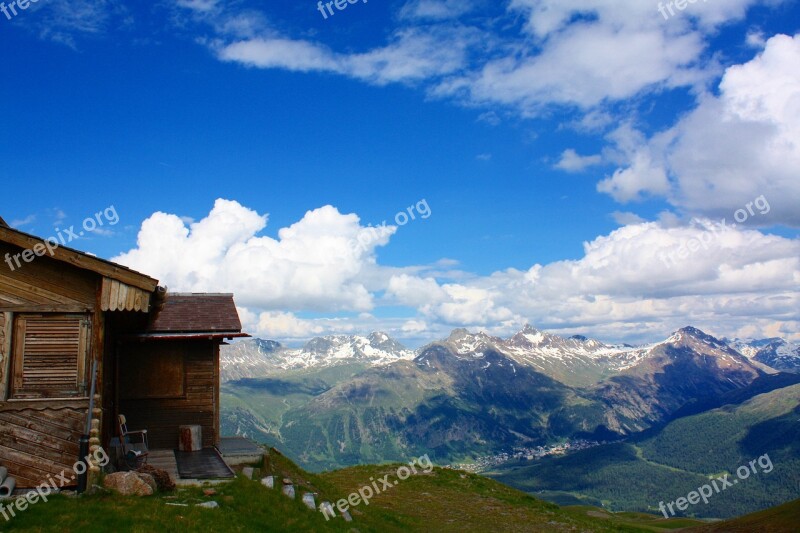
447, 439, 610, 473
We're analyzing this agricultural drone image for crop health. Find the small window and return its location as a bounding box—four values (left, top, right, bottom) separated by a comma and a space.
12, 314, 91, 399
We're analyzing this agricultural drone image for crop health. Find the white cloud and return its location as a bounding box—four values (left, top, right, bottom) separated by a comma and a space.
200, 0, 783, 115
218, 38, 339, 73
18, 0, 130, 48
399, 0, 479, 20
601, 33, 800, 225
386, 221, 800, 343
401, 319, 429, 334
9, 215, 36, 228
215, 27, 473, 86
238, 309, 324, 339
113, 199, 396, 313
176, 0, 220, 13
598, 150, 671, 202
555, 149, 602, 172
114, 200, 798, 345
611, 211, 646, 226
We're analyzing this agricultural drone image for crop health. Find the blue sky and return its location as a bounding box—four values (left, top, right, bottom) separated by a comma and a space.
1, 0, 798, 347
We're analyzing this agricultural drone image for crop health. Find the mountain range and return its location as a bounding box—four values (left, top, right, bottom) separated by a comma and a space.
222, 326, 799, 384
219, 325, 800, 518
220, 332, 415, 382
220, 326, 799, 466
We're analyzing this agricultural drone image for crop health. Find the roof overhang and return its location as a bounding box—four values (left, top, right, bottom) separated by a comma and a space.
121, 332, 251, 341
0, 225, 158, 292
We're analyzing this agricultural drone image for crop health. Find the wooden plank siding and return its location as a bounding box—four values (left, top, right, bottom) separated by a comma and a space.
0, 242, 97, 311
0, 403, 87, 487
100, 278, 151, 313
0, 227, 158, 293
118, 341, 219, 449
0, 228, 178, 490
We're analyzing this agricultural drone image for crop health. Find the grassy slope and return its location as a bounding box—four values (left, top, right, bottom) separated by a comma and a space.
1, 448, 706, 533
690, 497, 800, 533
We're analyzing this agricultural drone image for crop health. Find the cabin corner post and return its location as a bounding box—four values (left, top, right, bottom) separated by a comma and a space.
86, 290, 106, 488
214, 342, 221, 446
0, 312, 11, 400
87, 407, 102, 487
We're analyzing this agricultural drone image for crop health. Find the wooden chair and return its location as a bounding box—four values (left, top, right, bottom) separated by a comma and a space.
117, 414, 149, 469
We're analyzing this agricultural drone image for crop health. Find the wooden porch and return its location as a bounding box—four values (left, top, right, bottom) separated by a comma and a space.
143, 438, 262, 485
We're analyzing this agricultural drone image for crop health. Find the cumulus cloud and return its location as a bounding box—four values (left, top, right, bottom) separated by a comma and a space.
114, 200, 798, 344
113, 199, 396, 312
601, 33, 800, 226
385, 221, 800, 343
237, 309, 324, 339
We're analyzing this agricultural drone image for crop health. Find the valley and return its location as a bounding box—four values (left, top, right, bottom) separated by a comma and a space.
219, 325, 800, 518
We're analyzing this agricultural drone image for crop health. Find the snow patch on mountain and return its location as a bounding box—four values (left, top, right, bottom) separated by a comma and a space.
726, 337, 800, 373
221, 332, 415, 380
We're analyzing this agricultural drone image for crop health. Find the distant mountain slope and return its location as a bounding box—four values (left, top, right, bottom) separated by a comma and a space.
591, 327, 765, 431
489, 383, 800, 519
279, 346, 601, 471
691, 497, 800, 532
433, 326, 649, 387
221, 332, 415, 381
224, 326, 778, 473
222, 327, 798, 385
726, 337, 800, 373
221, 339, 286, 382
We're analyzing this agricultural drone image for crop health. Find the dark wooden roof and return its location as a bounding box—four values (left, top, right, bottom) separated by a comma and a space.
148, 294, 243, 333
0, 216, 8, 227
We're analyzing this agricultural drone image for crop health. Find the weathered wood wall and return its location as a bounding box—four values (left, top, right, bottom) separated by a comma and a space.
99, 277, 151, 313
0, 242, 97, 312
0, 401, 88, 488
119, 341, 219, 449
0, 246, 98, 488
0, 312, 10, 400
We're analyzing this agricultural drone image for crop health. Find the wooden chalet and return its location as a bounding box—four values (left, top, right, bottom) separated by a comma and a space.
0, 218, 248, 489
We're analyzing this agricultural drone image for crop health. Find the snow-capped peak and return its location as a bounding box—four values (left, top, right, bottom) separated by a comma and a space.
725, 337, 800, 373
220, 332, 415, 379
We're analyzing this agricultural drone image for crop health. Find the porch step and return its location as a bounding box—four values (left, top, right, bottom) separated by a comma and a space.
217, 437, 264, 466
0, 465, 16, 498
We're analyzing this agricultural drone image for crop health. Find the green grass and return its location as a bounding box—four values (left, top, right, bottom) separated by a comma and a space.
0, 476, 346, 533
691, 497, 800, 533
0, 448, 709, 533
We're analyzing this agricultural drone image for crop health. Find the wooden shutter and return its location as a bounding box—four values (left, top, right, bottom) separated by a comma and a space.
12, 314, 90, 399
